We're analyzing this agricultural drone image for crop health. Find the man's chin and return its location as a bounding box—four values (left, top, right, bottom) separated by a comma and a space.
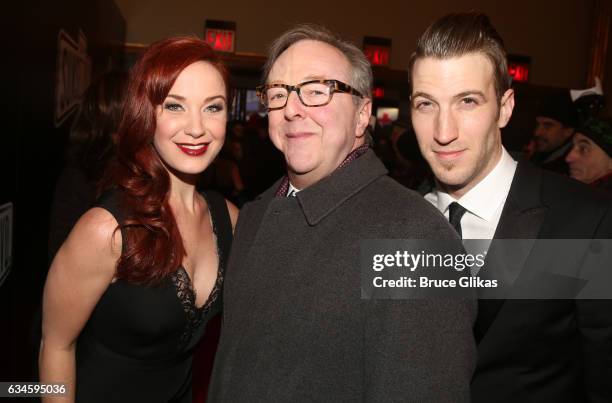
432, 166, 471, 191
534, 141, 551, 153
569, 171, 586, 183
433, 164, 463, 181
287, 162, 315, 176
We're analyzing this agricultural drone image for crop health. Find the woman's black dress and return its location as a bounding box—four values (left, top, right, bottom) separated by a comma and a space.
75, 190, 232, 402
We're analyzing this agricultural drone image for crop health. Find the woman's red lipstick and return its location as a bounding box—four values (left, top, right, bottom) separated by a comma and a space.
176, 143, 208, 156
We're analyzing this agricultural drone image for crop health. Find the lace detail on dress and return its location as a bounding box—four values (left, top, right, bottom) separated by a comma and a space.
171, 192, 225, 351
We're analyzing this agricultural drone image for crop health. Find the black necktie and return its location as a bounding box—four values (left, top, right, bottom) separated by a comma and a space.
448, 202, 467, 238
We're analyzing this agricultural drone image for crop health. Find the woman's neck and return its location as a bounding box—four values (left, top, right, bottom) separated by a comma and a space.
167, 171, 200, 215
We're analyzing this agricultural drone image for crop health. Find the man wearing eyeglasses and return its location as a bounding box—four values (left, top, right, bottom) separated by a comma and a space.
208, 24, 476, 402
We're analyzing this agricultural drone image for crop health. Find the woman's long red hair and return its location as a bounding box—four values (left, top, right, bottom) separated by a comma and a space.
105, 36, 228, 285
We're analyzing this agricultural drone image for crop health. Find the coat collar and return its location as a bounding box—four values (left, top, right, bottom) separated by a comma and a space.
298, 149, 387, 225
491, 160, 547, 238
504, 160, 544, 209
257, 149, 388, 226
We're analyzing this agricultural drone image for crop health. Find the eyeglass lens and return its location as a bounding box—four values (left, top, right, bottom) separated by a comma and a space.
265, 82, 332, 108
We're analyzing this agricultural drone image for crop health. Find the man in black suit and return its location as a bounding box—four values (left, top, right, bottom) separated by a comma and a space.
409, 12, 612, 403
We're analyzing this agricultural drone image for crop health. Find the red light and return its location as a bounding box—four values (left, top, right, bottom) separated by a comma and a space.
508, 63, 529, 82
379, 112, 391, 125
205, 29, 235, 52
373, 87, 385, 98
364, 45, 390, 66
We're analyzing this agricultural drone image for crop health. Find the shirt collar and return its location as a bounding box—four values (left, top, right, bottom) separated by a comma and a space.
287, 183, 300, 197
275, 144, 370, 198
430, 147, 517, 221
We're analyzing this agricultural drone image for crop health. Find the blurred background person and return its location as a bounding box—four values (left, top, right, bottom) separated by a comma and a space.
566, 117, 612, 192
571, 77, 606, 121
238, 115, 285, 199
531, 92, 578, 174
391, 123, 432, 190
199, 140, 246, 205
200, 115, 283, 206
40, 36, 237, 403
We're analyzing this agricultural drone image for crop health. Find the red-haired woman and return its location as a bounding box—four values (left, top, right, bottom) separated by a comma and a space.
40, 37, 238, 402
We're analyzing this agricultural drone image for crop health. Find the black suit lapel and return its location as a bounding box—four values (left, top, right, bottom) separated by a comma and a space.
474, 161, 548, 343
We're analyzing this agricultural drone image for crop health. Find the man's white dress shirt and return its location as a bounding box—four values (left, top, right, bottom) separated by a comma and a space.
425, 147, 517, 241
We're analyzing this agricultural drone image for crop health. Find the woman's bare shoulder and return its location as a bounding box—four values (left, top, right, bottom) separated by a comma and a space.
54, 207, 122, 276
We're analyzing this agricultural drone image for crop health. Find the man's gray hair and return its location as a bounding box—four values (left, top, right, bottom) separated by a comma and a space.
262, 24, 373, 100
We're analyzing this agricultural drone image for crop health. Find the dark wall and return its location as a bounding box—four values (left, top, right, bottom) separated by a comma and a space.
1, 0, 125, 382
117, 0, 595, 90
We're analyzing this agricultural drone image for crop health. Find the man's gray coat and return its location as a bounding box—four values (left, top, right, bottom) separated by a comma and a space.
209, 150, 476, 402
